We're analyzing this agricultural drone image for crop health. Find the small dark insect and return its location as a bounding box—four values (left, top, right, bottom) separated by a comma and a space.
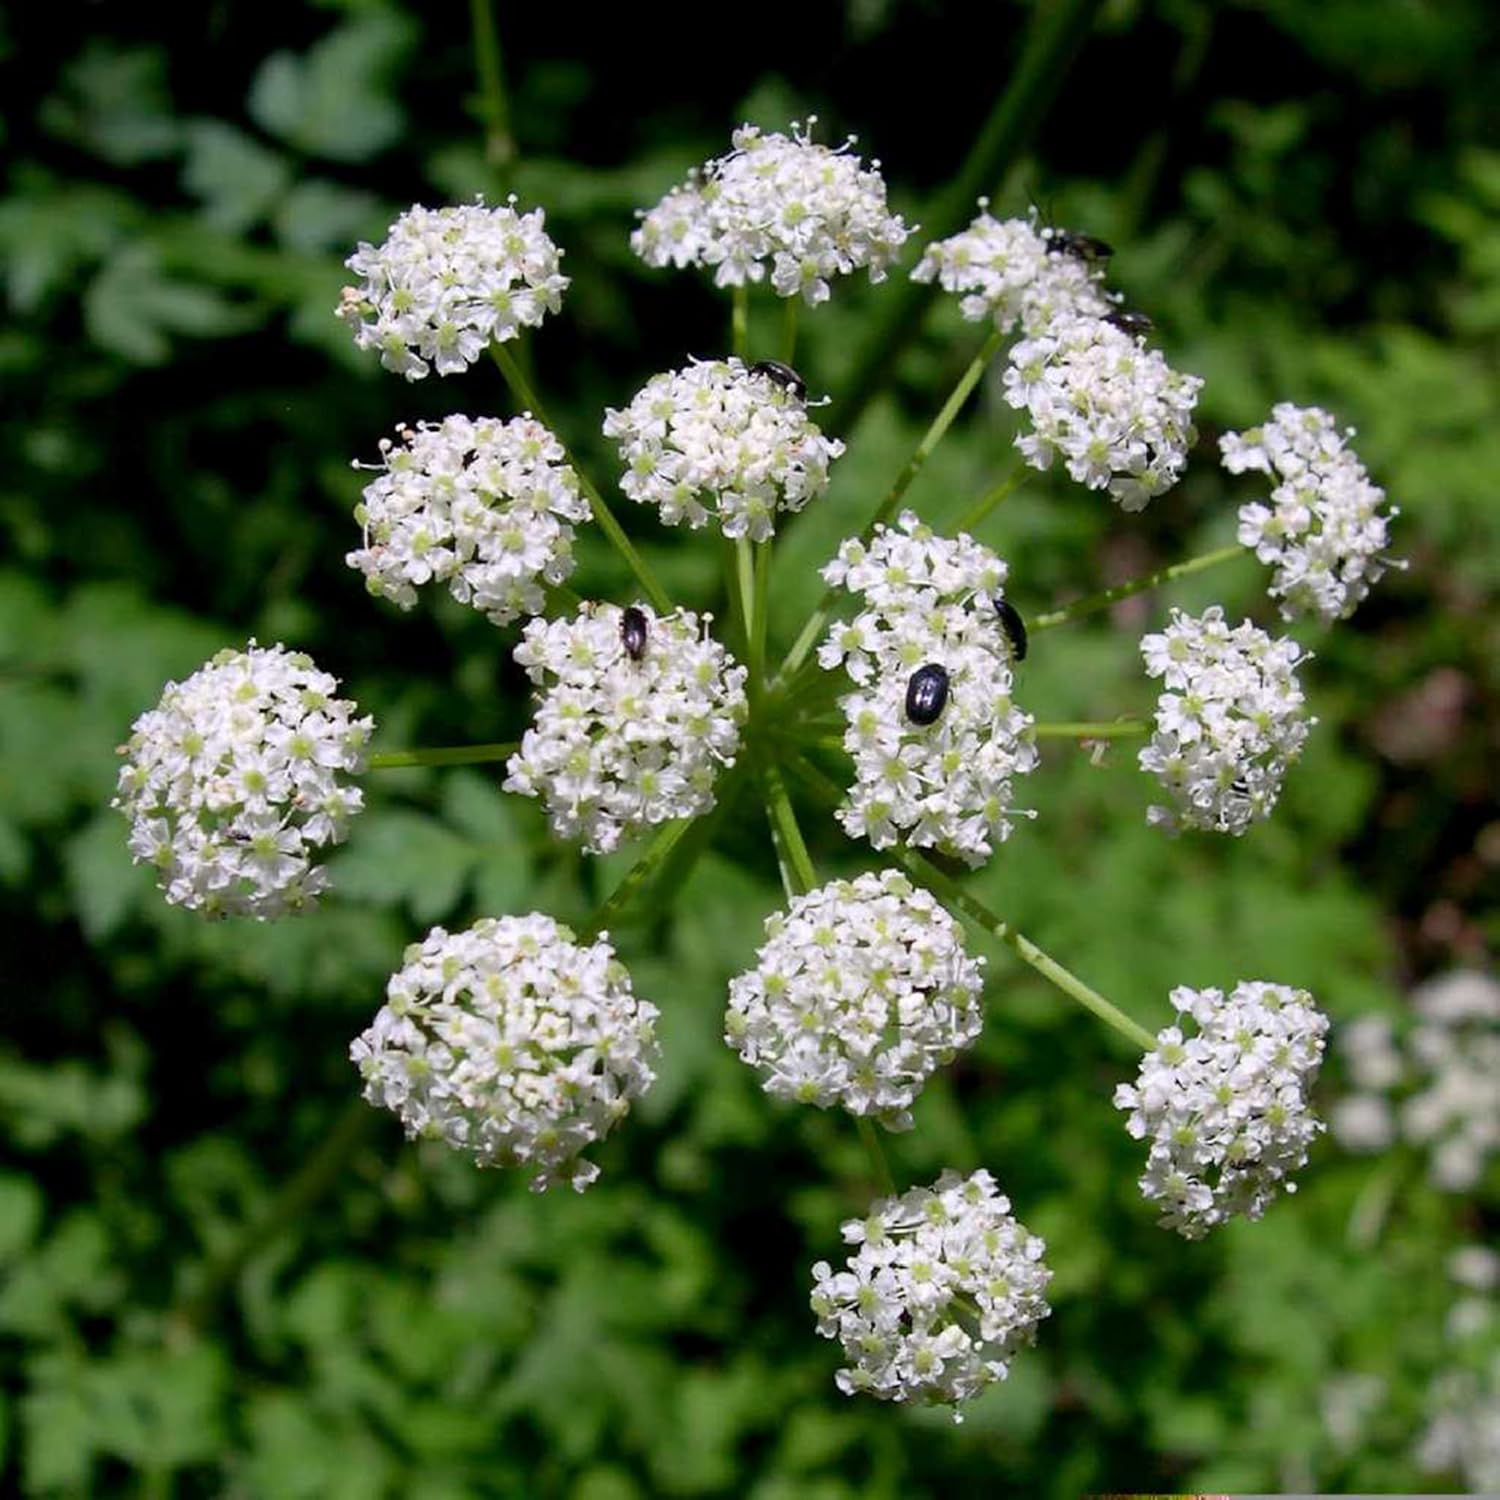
1105, 308, 1154, 337
748, 359, 807, 402
904, 663, 950, 726
1044, 228, 1115, 261
620, 606, 649, 661
993, 597, 1028, 662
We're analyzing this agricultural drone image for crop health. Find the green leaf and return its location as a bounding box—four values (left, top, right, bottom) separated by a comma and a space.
83, 245, 257, 364
181, 120, 292, 233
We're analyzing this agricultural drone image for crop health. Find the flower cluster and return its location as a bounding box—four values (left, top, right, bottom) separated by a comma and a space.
337, 199, 568, 380
1329, 970, 1500, 1190
818, 512, 1038, 867
1138, 605, 1312, 836
114, 644, 371, 919
725, 870, 984, 1129
347, 414, 588, 626
1222, 403, 1399, 623
1114, 980, 1329, 1239
504, 604, 748, 854
631, 120, 913, 304
911, 205, 1112, 334
350, 914, 658, 1192
810, 1169, 1052, 1410
1003, 314, 1203, 509
602, 358, 843, 541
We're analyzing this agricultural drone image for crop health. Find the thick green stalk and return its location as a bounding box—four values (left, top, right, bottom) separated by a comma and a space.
580, 815, 698, 940
736, 536, 762, 691
780, 297, 799, 366
760, 758, 818, 895
367, 741, 517, 770
856, 1115, 897, 1199
731, 285, 750, 360
468, 0, 515, 167
490, 343, 673, 614
1032, 543, 1244, 631
953, 461, 1026, 533
829, 0, 1109, 434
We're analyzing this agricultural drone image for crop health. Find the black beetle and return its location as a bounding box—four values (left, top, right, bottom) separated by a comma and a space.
1105, 308, 1154, 337
620, 606, 649, 661
993, 597, 1028, 662
904, 664, 950, 726
748, 359, 807, 402
1044, 228, 1115, 261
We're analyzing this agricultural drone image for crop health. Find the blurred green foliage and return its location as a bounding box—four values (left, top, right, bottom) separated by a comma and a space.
1, 2, 1497, 1495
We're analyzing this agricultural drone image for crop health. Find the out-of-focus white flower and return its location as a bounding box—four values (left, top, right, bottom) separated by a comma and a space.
351, 914, 657, 1191
725, 870, 984, 1129
114, 643, 371, 919
1114, 980, 1329, 1239
338, 199, 568, 380
1003, 315, 1202, 509
1222, 403, 1400, 623
347, 414, 587, 626
1138, 605, 1313, 836
810, 1169, 1052, 1412
504, 604, 747, 855
818, 511, 1037, 868
631, 119, 912, 305
602, 358, 843, 541
911, 204, 1112, 334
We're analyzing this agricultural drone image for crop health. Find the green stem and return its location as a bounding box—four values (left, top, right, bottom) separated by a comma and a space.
490, 342, 673, 615
736, 536, 761, 690
776, 325, 1008, 683
1032, 543, 1244, 632
731, 285, 749, 360
829, 0, 1109, 435
760, 758, 818, 895
1030, 720, 1147, 739
468, 0, 515, 168
953, 461, 1026, 533
580, 815, 698, 939
780, 297, 799, 366
856, 1115, 897, 1199
752, 539, 772, 691
367, 741, 517, 770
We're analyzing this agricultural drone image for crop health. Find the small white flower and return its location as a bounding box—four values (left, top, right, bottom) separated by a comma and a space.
819, 512, 1038, 868
911, 204, 1112, 334
1138, 605, 1313, 836
347, 414, 588, 626
504, 604, 748, 855
631, 119, 912, 305
1113, 980, 1330, 1239
809, 1168, 1052, 1410
1003, 314, 1202, 509
114, 643, 372, 919
603, 358, 843, 541
726, 870, 984, 1129
338, 198, 568, 380
350, 914, 658, 1191
1222, 403, 1400, 623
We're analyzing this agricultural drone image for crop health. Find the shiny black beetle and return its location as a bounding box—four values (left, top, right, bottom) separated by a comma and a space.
1044, 228, 1115, 261
1104, 308, 1154, 337
993, 597, 1028, 662
904, 663, 950, 726
748, 359, 807, 402
620, 606, 649, 661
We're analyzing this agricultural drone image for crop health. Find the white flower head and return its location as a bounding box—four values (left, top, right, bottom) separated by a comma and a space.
602, 358, 844, 541
1113, 980, 1330, 1239
114, 643, 372, 919
631, 119, 913, 305
726, 870, 984, 1129
350, 914, 658, 1191
347, 414, 588, 626
1222, 403, 1400, 623
1003, 314, 1203, 510
911, 204, 1112, 334
337, 198, 568, 380
504, 604, 748, 855
1138, 605, 1313, 836
810, 1169, 1052, 1411
818, 512, 1038, 868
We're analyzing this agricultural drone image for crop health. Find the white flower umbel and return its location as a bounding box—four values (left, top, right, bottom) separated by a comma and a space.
1003, 314, 1203, 510
114, 643, 371, 919
818, 512, 1038, 868
725, 870, 984, 1130
1222, 403, 1399, 623
911, 204, 1112, 335
350, 914, 658, 1191
347, 414, 588, 626
602, 358, 844, 541
631, 119, 912, 305
1138, 605, 1313, 836
337, 199, 568, 380
810, 1169, 1052, 1411
1113, 981, 1329, 1240
504, 604, 748, 854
